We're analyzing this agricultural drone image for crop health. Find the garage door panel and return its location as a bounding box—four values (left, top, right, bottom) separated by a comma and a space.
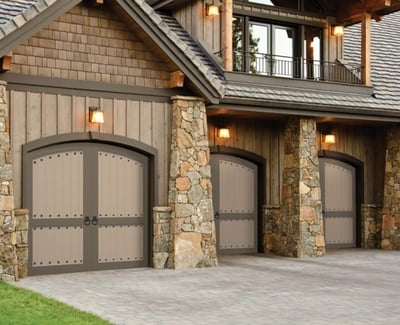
320, 158, 356, 248
98, 151, 144, 218
32, 226, 83, 267
211, 154, 258, 254
98, 224, 144, 263
32, 151, 83, 219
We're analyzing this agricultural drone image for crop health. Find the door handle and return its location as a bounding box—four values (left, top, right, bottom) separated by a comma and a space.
92, 216, 98, 226
84, 216, 91, 226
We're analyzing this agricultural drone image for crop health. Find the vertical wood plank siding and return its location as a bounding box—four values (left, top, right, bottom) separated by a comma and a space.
174, 0, 221, 55
9, 90, 170, 208
318, 125, 384, 204
208, 118, 285, 205
209, 118, 382, 206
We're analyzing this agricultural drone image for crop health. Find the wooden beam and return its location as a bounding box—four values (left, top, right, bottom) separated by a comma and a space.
337, 0, 391, 22
222, 0, 233, 71
0, 52, 12, 71
170, 70, 184, 88
361, 12, 371, 86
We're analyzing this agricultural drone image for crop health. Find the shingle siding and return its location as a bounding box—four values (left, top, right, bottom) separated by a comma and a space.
10, 3, 173, 88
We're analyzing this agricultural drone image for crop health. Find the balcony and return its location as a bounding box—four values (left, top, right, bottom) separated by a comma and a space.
233, 52, 362, 85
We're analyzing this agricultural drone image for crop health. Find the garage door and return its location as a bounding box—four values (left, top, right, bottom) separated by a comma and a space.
210, 154, 258, 254
319, 158, 356, 248
24, 141, 149, 275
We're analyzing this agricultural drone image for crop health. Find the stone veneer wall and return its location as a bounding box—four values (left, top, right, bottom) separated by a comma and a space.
168, 96, 217, 268
0, 80, 19, 281
361, 204, 381, 249
272, 117, 325, 257
263, 205, 281, 253
153, 207, 173, 268
381, 126, 400, 250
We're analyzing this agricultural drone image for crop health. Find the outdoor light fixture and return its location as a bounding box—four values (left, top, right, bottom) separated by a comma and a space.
218, 127, 230, 139
89, 106, 104, 124
332, 25, 344, 37
206, 4, 219, 16
323, 133, 336, 144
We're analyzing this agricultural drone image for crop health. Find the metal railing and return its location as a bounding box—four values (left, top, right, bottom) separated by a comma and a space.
233, 52, 362, 84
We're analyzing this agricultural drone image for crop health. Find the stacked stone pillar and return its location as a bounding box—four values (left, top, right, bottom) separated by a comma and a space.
0, 80, 18, 281
381, 126, 400, 250
278, 117, 325, 257
168, 96, 217, 268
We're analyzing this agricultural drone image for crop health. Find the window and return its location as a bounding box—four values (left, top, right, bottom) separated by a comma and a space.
232, 10, 325, 79
233, 17, 298, 77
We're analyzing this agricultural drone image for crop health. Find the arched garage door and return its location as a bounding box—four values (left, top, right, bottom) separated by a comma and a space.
24, 139, 150, 275
210, 154, 258, 254
319, 158, 356, 248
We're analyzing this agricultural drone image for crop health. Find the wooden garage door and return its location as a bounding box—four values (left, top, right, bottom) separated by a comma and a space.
319, 158, 356, 248
211, 154, 258, 254
25, 142, 149, 275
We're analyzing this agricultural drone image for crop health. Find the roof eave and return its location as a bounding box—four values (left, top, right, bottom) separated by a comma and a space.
0, 0, 82, 58
115, 0, 221, 104
216, 97, 400, 123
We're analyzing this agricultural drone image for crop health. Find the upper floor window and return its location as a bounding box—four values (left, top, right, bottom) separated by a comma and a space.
233, 15, 322, 79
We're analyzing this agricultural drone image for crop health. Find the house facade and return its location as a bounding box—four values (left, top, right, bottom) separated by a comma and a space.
1, 0, 400, 281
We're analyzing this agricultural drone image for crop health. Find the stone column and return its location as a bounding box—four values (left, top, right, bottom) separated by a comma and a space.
361, 204, 380, 249
0, 80, 17, 281
152, 207, 173, 269
168, 96, 217, 268
381, 126, 400, 250
280, 117, 325, 257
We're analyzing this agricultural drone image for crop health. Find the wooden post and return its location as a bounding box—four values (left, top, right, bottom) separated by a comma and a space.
361, 12, 371, 86
222, 0, 233, 71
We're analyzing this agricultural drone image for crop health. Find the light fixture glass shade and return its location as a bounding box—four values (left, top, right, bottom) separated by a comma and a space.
324, 134, 335, 144
218, 128, 230, 138
207, 4, 219, 16
332, 25, 344, 37
89, 107, 104, 124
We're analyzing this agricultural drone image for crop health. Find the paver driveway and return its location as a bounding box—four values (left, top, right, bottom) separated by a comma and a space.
13, 249, 400, 325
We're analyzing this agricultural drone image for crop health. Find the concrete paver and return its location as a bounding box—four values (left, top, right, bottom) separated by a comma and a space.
13, 249, 400, 325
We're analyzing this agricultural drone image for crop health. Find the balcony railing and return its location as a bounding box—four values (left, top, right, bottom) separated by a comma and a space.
233, 52, 362, 84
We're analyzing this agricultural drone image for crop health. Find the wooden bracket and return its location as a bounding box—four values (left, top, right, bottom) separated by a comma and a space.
0, 52, 12, 72
170, 70, 185, 88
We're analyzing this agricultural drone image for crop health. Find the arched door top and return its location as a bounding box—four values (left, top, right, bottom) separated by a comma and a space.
23, 132, 157, 158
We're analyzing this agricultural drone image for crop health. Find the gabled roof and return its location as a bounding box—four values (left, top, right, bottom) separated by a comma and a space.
0, 0, 224, 103
1, 1, 400, 121
344, 11, 400, 105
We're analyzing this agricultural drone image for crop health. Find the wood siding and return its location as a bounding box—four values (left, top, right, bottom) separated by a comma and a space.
209, 118, 383, 207
9, 90, 171, 208
173, 0, 221, 55
10, 3, 174, 88
208, 118, 285, 206
318, 125, 385, 205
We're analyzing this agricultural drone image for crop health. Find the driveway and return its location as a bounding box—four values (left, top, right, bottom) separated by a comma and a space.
13, 249, 400, 325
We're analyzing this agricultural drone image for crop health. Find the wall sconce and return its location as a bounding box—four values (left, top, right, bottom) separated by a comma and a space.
218, 127, 230, 139
89, 106, 104, 124
323, 133, 336, 144
206, 4, 219, 16
332, 25, 344, 37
